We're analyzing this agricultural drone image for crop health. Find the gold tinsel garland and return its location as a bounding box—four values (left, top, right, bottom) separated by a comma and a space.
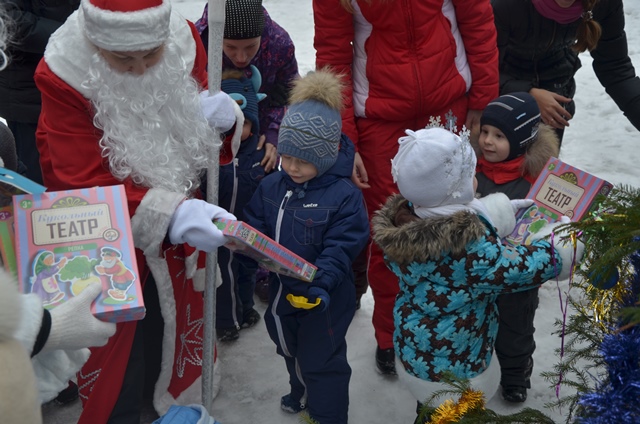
426, 388, 485, 424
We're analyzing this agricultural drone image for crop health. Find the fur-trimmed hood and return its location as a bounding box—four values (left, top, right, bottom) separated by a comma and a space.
372, 194, 487, 266
520, 124, 560, 177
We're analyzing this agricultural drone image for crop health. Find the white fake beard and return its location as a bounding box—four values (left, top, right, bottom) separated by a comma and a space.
81, 42, 220, 194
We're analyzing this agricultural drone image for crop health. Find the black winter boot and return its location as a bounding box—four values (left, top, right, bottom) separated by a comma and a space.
375, 346, 397, 376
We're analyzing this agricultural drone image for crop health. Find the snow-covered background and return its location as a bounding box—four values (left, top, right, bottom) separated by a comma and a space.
43, 0, 640, 423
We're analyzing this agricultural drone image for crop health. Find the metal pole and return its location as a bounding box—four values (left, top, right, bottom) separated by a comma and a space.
202, 0, 225, 413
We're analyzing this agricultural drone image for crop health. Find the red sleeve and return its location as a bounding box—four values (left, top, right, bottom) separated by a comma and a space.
188, 19, 234, 164
313, 0, 359, 147
453, 0, 500, 110
188, 19, 209, 89
35, 60, 150, 216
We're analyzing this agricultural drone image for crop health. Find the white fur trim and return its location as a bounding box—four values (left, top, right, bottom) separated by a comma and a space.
478, 193, 517, 238
44, 10, 198, 99
78, 0, 171, 52
229, 101, 244, 159
131, 188, 185, 256
147, 255, 178, 414
188, 264, 224, 292
150, 252, 221, 414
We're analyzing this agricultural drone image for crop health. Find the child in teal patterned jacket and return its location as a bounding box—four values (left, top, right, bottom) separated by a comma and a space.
372, 126, 583, 410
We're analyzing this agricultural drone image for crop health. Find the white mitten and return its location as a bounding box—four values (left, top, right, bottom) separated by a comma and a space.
478, 193, 517, 238
199, 90, 237, 133
530, 216, 585, 280
43, 283, 116, 353
168, 199, 236, 252
510, 198, 534, 214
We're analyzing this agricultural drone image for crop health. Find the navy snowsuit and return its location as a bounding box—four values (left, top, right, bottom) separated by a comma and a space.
243, 134, 369, 424
215, 131, 265, 330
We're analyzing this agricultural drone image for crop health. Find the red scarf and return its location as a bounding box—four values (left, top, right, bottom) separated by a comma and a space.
532, 0, 583, 24
476, 156, 536, 185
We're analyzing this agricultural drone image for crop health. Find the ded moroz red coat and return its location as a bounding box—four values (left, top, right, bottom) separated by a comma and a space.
33, 10, 230, 423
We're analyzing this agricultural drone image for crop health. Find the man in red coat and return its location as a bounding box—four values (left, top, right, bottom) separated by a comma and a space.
34, 0, 239, 422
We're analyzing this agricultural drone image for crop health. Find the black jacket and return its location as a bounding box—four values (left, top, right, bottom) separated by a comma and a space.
492, 0, 640, 130
0, 0, 79, 123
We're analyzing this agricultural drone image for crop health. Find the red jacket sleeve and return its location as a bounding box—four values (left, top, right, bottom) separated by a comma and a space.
188, 19, 234, 164
453, 0, 500, 110
189, 19, 209, 89
313, 0, 359, 146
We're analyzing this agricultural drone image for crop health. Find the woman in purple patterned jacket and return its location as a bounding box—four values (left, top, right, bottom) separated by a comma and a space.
196, 0, 299, 173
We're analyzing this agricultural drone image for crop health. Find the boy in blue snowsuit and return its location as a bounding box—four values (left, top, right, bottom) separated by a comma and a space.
243, 70, 369, 424
215, 66, 267, 341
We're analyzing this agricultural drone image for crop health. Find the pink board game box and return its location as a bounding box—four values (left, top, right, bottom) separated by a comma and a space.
13, 185, 145, 323
505, 157, 613, 245
214, 218, 317, 282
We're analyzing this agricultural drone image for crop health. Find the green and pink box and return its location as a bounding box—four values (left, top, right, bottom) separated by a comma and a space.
214, 218, 317, 282
13, 185, 145, 323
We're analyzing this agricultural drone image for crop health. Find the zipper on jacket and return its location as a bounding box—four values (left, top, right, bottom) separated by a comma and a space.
275, 190, 293, 243
271, 190, 293, 358
229, 158, 239, 214
403, 0, 422, 114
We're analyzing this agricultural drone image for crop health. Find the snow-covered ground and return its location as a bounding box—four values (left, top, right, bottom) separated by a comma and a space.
42, 1, 640, 423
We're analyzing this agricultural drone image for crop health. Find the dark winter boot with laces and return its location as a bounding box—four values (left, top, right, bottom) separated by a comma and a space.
502, 385, 527, 403
375, 346, 397, 376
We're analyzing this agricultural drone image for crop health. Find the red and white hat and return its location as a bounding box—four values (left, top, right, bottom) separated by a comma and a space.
78, 0, 172, 51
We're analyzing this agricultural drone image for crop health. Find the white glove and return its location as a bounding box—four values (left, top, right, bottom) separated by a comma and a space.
168, 199, 236, 252
199, 90, 237, 133
510, 199, 534, 214
43, 283, 116, 353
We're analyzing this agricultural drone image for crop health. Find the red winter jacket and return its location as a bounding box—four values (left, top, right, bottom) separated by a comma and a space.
314, 0, 499, 145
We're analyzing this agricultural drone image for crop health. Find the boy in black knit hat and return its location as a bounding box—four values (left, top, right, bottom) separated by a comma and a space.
475, 91, 560, 403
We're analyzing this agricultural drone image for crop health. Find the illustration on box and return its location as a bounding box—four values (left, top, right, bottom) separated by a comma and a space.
13, 185, 144, 322
29, 246, 137, 308
505, 157, 612, 245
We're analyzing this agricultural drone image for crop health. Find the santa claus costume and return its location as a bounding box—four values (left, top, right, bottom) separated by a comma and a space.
34, 0, 237, 421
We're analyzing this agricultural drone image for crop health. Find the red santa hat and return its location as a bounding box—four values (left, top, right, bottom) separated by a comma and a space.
78, 0, 172, 52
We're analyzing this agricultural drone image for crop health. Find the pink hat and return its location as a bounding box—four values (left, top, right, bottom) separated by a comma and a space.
78, 0, 172, 51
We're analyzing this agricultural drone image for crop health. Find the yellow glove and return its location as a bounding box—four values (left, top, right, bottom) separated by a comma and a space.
286, 294, 321, 310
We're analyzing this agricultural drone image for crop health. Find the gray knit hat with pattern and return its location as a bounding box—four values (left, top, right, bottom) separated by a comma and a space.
278, 70, 344, 177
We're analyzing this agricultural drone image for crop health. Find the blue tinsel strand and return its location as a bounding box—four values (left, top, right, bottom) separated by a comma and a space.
576, 252, 640, 424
